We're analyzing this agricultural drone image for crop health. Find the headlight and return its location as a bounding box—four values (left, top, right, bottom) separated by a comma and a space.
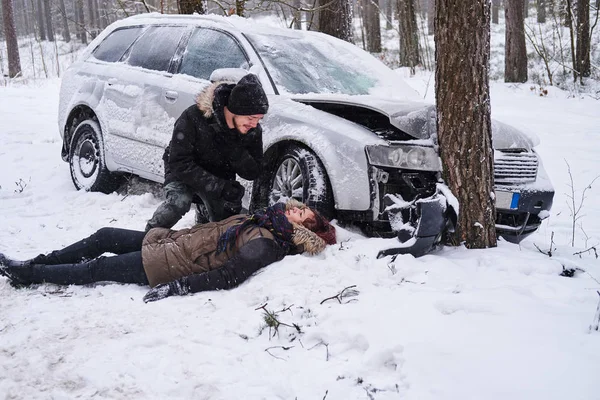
365, 145, 441, 171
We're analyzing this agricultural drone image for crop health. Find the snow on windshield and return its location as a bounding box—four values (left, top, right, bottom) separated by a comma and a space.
245, 32, 417, 98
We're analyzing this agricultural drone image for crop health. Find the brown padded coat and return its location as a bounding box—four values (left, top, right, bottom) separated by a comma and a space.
141, 214, 274, 287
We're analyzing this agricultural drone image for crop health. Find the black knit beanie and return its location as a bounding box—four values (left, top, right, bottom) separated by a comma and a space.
227, 74, 269, 116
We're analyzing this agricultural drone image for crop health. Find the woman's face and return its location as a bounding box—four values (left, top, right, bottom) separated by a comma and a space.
285, 206, 315, 224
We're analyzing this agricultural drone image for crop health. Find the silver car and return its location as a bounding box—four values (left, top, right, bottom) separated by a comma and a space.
58, 14, 554, 256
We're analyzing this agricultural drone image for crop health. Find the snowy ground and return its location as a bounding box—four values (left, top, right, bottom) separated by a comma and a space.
2, 46, 600, 400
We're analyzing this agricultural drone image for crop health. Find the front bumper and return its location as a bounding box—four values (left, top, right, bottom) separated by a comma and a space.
376, 191, 453, 258
495, 188, 554, 242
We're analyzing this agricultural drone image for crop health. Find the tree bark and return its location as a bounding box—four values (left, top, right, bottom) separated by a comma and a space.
318, 0, 354, 42
524, 0, 529, 17
575, 0, 591, 78
178, 0, 206, 14
57, 0, 70, 42
492, 0, 500, 24
365, 0, 382, 52
537, 0, 546, 22
75, 0, 86, 44
505, 0, 528, 82
36, 0, 47, 40
397, 0, 420, 69
43, 0, 54, 41
434, 0, 497, 249
3, 0, 22, 78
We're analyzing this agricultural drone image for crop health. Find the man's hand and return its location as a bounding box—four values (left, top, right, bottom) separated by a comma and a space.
221, 180, 245, 202
143, 277, 190, 303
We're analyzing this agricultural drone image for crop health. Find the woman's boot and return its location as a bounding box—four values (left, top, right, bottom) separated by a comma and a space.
1, 251, 148, 286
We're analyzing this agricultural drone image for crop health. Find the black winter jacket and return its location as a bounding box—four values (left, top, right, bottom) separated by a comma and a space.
163, 82, 263, 197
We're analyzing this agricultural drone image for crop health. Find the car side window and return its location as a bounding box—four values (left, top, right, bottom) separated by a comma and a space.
92, 27, 144, 63
124, 26, 188, 72
179, 28, 248, 80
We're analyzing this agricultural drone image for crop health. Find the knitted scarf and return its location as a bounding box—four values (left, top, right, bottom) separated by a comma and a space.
217, 202, 294, 254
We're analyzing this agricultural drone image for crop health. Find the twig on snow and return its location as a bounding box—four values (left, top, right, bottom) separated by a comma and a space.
308, 340, 330, 361
320, 285, 359, 305
573, 246, 598, 259
264, 346, 294, 360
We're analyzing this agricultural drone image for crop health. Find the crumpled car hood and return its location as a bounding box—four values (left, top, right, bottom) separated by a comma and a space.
291, 94, 539, 150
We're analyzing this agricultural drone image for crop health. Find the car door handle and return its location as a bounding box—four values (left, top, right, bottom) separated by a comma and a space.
164, 90, 179, 102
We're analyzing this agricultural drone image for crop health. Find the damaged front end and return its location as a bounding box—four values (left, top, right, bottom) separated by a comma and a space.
375, 187, 456, 259
363, 150, 455, 258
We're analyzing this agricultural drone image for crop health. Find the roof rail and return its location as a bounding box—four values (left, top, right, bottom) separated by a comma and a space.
126, 12, 236, 28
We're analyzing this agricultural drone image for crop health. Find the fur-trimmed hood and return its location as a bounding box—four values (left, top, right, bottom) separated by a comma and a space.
291, 223, 327, 255
195, 81, 234, 119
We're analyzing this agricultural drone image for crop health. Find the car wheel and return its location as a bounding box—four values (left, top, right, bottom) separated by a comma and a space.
269, 146, 335, 219
69, 119, 122, 193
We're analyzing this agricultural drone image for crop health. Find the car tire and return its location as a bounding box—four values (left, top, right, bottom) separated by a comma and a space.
69, 119, 122, 193
268, 146, 335, 219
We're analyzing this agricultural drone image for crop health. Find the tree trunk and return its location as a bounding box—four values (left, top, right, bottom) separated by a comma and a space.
99, 0, 109, 28
504, 0, 527, 82
575, 0, 591, 78
434, 0, 497, 249
293, 0, 302, 29
524, 0, 529, 17
179, 0, 206, 14
308, 0, 319, 31
3, 0, 23, 78
57, 0, 70, 42
565, 0, 576, 79
76, 0, 86, 44
92, 0, 99, 31
235, 0, 245, 16
397, 0, 420, 69
36, 0, 47, 40
492, 0, 500, 24
73, 0, 79, 40
365, 0, 382, 52
43, 0, 54, 41
19, 0, 31, 36
427, 0, 434, 34
87, 0, 97, 38
537, 0, 546, 22
561, 0, 572, 26
318, 0, 353, 42
386, 0, 393, 29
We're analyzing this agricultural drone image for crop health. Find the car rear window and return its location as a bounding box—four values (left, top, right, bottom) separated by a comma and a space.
179, 28, 248, 80
92, 27, 144, 63
124, 26, 188, 72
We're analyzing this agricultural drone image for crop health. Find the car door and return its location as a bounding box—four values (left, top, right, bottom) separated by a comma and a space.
101, 25, 190, 181
85, 25, 146, 166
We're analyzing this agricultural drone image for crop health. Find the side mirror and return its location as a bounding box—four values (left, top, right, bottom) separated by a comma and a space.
209, 68, 249, 84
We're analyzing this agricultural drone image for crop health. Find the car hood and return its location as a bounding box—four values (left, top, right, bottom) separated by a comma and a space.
292, 94, 539, 150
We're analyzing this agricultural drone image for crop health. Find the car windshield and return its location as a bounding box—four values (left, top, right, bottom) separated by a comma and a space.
245, 32, 415, 97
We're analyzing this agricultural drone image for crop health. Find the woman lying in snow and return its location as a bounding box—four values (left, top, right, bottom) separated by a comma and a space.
0, 199, 336, 302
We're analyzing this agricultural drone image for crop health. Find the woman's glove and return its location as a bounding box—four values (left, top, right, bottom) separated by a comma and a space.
143, 276, 190, 303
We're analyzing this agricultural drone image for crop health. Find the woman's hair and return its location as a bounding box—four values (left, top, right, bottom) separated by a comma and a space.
285, 199, 337, 245
300, 209, 337, 245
